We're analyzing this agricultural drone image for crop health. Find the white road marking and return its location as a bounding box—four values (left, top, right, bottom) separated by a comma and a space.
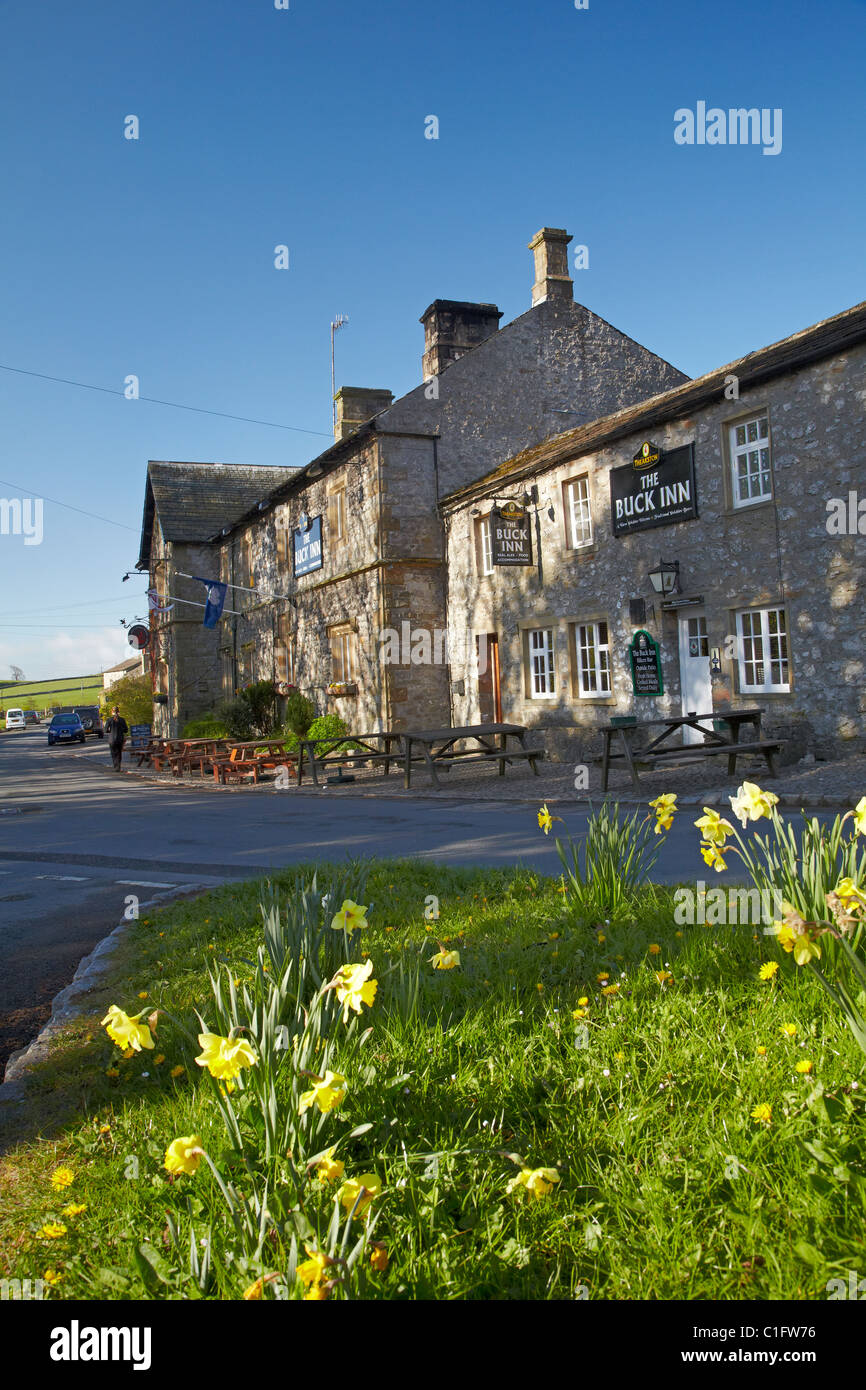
116, 879, 178, 888
33, 874, 91, 881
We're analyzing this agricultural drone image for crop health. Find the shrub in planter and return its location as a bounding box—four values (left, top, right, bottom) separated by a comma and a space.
305, 713, 354, 755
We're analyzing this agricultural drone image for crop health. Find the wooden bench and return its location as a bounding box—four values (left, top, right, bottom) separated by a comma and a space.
297, 733, 402, 787
631, 739, 782, 778
402, 724, 545, 789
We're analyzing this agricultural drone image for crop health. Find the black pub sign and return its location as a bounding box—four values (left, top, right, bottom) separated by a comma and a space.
629, 629, 664, 696
610, 442, 697, 537
492, 503, 533, 566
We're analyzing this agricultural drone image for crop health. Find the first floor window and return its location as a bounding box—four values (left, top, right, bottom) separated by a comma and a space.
737, 607, 790, 692
528, 628, 555, 697
476, 515, 494, 576
238, 644, 254, 687
575, 621, 611, 697
220, 651, 233, 697
730, 415, 771, 507
565, 476, 593, 549
330, 625, 356, 683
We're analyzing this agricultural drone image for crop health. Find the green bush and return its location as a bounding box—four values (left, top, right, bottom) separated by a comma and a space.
305, 713, 353, 755
283, 691, 316, 740
105, 673, 154, 726
181, 714, 229, 738
216, 697, 255, 741
242, 679, 279, 736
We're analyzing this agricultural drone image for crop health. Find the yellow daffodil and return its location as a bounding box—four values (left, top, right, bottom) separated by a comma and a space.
243, 1278, 265, 1301
795, 1059, 813, 1074
330, 899, 369, 934
38, 1223, 67, 1240
369, 1243, 389, 1273
195, 1032, 258, 1081
834, 877, 866, 908
750, 1103, 772, 1125
648, 793, 677, 832
770, 913, 821, 966
315, 1146, 345, 1184
506, 1166, 560, 1200
101, 1005, 154, 1054
61, 1203, 86, 1218
694, 808, 735, 845
50, 1167, 74, 1191
730, 781, 779, 829
338, 1173, 382, 1218
333, 959, 378, 1022
700, 841, 728, 872
852, 797, 866, 836
759, 961, 779, 980
430, 948, 460, 970
537, 804, 555, 835
296, 1246, 332, 1296
299, 1070, 347, 1115
164, 1135, 204, 1176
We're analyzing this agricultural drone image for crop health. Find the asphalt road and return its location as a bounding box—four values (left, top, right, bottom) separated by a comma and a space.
0, 725, 818, 1074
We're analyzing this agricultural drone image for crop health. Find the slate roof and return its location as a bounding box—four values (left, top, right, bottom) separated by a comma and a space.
138, 461, 297, 567
440, 298, 866, 507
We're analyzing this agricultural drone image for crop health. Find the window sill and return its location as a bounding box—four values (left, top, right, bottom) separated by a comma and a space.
724, 498, 775, 520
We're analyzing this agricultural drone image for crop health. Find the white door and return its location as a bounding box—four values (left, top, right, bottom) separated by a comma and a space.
678, 612, 713, 745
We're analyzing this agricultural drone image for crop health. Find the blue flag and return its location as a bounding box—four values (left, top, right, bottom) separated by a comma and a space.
193, 577, 228, 628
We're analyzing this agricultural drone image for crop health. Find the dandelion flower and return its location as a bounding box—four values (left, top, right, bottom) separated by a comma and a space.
50, 1167, 74, 1192
61, 1203, 87, 1218
751, 1103, 772, 1125
756, 1045, 767, 1056
795, 1059, 813, 1074
43, 1268, 64, 1286
170, 1065, 185, 1079
648, 944, 661, 955
602, 984, 620, 996
759, 961, 779, 981
38, 1223, 67, 1240
780, 1023, 797, 1039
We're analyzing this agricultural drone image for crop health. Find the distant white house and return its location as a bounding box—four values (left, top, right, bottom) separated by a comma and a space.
103, 654, 146, 690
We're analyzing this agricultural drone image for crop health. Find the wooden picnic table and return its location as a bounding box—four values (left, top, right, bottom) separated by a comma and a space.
296, 732, 403, 787
401, 723, 544, 790
600, 708, 780, 792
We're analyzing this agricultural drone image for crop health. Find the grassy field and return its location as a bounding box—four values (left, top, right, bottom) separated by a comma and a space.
1, 856, 863, 1302
0, 675, 103, 713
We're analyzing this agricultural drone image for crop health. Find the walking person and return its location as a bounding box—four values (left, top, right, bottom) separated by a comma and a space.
104, 706, 129, 772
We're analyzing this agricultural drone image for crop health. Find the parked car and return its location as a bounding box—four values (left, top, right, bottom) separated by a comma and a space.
23, 710, 40, 725
5, 709, 25, 730
47, 713, 86, 745
72, 705, 105, 739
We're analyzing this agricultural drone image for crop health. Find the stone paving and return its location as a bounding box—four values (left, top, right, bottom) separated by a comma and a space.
94, 745, 866, 811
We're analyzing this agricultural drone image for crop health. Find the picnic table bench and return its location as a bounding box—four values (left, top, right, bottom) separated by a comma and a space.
401, 723, 544, 790
296, 732, 403, 787
213, 740, 297, 784
600, 709, 782, 792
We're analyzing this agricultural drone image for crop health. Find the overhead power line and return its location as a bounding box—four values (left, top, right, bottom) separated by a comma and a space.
0, 363, 333, 437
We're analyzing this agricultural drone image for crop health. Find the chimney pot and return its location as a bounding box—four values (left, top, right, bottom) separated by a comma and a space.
529, 227, 573, 305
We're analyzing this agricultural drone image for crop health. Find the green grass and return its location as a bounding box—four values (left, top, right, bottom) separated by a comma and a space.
0, 674, 103, 713
1, 859, 864, 1301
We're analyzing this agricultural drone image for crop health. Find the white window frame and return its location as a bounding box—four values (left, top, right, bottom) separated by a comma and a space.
528, 627, 555, 698
477, 515, 494, 576
729, 415, 772, 509
565, 476, 593, 549
575, 621, 611, 697
330, 626, 356, 683
736, 607, 790, 693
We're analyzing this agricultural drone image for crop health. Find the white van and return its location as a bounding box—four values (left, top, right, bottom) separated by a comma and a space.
5, 709, 26, 730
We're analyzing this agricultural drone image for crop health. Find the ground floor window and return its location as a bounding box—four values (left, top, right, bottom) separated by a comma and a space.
527, 627, 555, 697
737, 607, 790, 692
275, 612, 294, 686
329, 624, 356, 683
574, 620, 611, 697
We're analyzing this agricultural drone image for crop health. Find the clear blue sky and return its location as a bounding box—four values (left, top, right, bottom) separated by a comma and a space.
2, 0, 864, 680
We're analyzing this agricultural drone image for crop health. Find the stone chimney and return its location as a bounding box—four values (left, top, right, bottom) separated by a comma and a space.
529, 227, 573, 306
333, 386, 394, 441
420, 300, 503, 380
